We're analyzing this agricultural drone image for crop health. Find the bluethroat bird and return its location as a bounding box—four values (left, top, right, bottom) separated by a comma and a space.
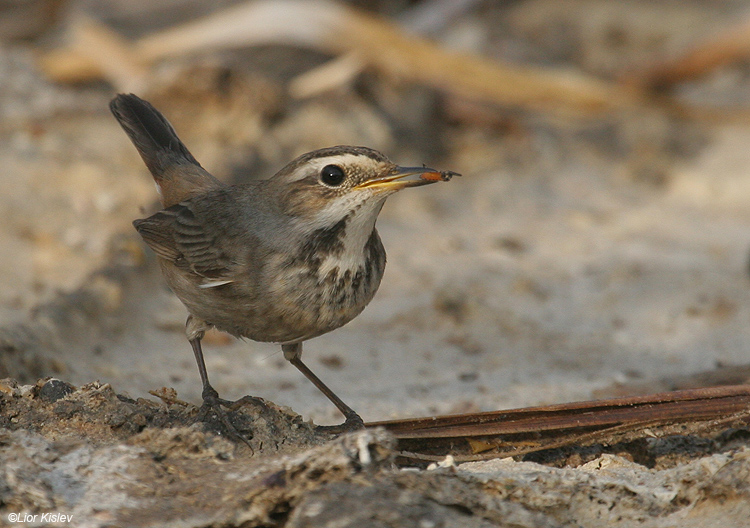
110, 93, 457, 440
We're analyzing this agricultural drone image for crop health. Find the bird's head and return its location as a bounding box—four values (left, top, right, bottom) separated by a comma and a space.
271, 146, 455, 233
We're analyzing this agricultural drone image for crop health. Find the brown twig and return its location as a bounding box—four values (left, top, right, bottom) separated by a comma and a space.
38, 0, 637, 115
624, 17, 750, 90
365, 385, 750, 462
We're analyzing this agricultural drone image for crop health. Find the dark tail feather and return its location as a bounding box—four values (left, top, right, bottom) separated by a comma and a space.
109, 93, 201, 178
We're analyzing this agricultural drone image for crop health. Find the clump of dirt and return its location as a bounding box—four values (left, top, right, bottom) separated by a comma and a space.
0, 377, 321, 452
2, 377, 750, 527
0, 378, 401, 526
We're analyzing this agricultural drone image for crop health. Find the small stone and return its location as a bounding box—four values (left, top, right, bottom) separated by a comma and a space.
38, 378, 75, 403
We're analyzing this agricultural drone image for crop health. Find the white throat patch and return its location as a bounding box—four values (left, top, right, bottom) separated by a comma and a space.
315, 196, 385, 278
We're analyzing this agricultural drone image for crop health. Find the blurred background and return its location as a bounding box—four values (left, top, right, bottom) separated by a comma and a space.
2, 0, 750, 425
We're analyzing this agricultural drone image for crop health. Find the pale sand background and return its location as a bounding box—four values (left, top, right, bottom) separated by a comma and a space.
2, 1, 749, 428
4, 2, 750, 525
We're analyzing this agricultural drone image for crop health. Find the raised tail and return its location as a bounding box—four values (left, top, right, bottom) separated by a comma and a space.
110, 93, 222, 207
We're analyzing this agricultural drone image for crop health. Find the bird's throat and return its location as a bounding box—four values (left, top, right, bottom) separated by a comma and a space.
309, 198, 385, 280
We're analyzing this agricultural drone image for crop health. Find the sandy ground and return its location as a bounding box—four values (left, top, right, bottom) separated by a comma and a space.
2, 1, 750, 526
2, 0, 750, 425
4, 82, 750, 426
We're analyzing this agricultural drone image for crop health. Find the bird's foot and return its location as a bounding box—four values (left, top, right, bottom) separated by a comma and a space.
197, 385, 266, 450
315, 412, 365, 435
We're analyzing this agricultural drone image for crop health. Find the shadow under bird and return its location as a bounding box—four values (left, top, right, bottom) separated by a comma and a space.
110, 93, 458, 439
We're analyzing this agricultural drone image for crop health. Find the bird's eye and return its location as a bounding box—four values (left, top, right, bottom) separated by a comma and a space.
320, 165, 346, 187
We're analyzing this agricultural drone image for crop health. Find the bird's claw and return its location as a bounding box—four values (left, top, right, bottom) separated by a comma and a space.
197, 386, 257, 450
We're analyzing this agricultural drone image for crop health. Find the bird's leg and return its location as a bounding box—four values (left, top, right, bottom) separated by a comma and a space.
282, 343, 365, 433
187, 316, 258, 448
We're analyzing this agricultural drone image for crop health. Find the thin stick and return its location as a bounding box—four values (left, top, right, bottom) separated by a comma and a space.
39, 0, 638, 116
365, 385, 750, 462
624, 16, 750, 90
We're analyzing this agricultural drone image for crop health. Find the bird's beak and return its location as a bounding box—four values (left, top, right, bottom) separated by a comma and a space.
355, 166, 455, 192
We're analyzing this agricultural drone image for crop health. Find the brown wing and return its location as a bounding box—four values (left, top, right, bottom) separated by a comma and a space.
133, 202, 237, 280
